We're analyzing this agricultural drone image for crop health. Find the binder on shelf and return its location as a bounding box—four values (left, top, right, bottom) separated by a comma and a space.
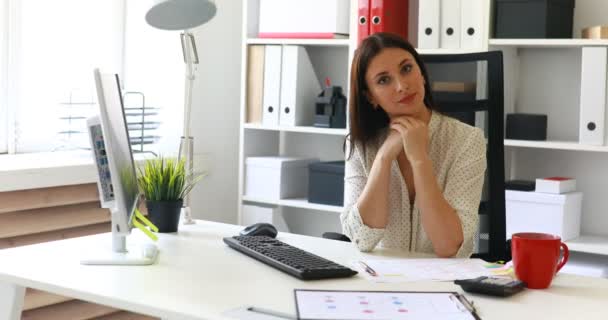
440, 0, 461, 49
369, 0, 409, 40
357, 0, 370, 44
413, 0, 440, 49
279, 46, 321, 127
579, 47, 607, 145
246, 45, 265, 124
460, 0, 484, 49
258, 0, 350, 39
262, 45, 282, 126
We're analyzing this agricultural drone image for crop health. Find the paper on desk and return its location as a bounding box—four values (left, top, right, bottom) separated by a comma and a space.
354, 258, 500, 283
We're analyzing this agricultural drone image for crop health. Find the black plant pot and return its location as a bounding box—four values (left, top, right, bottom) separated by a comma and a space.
146, 199, 183, 233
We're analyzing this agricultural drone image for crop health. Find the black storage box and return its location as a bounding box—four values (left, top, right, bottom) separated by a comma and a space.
506, 113, 548, 140
505, 180, 536, 191
494, 0, 575, 38
308, 161, 345, 206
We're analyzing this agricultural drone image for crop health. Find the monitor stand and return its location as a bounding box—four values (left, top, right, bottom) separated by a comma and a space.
80, 227, 158, 266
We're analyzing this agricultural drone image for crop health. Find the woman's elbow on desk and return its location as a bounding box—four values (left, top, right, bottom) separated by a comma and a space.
433, 241, 463, 258
349, 237, 377, 252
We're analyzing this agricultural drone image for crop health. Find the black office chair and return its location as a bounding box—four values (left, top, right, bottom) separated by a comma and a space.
324, 51, 509, 262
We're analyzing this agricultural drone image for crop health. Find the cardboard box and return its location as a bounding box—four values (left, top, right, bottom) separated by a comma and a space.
506, 190, 582, 241
582, 26, 608, 39
535, 177, 576, 194
258, 0, 350, 38
245, 157, 318, 200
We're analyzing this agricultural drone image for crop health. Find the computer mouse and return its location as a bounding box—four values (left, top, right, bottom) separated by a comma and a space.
239, 222, 278, 238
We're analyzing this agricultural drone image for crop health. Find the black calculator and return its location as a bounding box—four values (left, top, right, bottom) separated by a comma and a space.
455, 276, 526, 297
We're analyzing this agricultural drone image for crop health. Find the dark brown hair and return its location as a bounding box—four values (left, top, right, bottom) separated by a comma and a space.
346, 32, 436, 159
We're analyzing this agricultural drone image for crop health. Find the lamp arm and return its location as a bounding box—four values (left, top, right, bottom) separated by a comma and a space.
181, 31, 198, 139
179, 30, 198, 224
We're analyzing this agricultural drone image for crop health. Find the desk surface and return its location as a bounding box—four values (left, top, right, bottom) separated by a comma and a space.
0, 220, 606, 320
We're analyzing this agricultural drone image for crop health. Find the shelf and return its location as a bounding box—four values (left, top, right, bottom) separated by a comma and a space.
417, 48, 488, 55
243, 123, 347, 136
566, 235, 608, 256
504, 139, 608, 152
242, 196, 343, 213
489, 39, 608, 48
246, 38, 350, 47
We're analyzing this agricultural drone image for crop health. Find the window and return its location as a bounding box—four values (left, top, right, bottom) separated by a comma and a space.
0, 0, 183, 155
0, 0, 8, 153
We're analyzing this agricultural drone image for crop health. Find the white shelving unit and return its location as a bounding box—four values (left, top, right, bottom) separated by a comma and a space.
243, 123, 347, 136
505, 139, 608, 152
246, 38, 350, 47
492, 0, 608, 259
242, 196, 343, 213
238, 1, 608, 261
566, 235, 608, 256
490, 38, 608, 48
237, 0, 358, 236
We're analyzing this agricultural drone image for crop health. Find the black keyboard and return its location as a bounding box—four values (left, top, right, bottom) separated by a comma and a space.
223, 236, 358, 280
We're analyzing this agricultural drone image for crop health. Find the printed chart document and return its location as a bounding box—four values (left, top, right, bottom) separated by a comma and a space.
354, 258, 499, 283
295, 290, 479, 320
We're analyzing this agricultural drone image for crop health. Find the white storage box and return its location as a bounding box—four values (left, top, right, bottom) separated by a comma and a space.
506, 190, 582, 241
258, 0, 350, 38
241, 204, 289, 232
245, 157, 318, 200
535, 177, 576, 194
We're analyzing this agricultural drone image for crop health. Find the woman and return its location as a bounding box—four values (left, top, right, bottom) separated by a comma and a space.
341, 33, 486, 258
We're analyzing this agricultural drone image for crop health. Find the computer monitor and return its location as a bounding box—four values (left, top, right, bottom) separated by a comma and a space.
81, 69, 157, 265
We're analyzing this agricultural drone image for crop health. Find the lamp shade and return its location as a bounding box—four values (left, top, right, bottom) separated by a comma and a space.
145, 0, 216, 30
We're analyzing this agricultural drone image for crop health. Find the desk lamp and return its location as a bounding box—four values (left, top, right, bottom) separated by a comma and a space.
145, 0, 217, 224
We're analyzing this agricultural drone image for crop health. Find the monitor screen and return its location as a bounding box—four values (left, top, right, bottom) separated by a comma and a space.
94, 69, 139, 235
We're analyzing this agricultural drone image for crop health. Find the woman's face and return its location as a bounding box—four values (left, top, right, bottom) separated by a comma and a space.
364, 48, 427, 119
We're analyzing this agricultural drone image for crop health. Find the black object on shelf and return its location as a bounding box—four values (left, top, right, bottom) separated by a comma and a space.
494, 0, 575, 39
506, 113, 547, 140
308, 161, 345, 206
313, 85, 346, 129
505, 180, 536, 191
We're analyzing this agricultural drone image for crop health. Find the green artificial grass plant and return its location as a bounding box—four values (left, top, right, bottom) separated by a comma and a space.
137, 157, 203, 202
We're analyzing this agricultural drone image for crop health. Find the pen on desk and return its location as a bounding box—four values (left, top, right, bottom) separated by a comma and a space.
358, 261, 377, 277
247, 306, 296, 319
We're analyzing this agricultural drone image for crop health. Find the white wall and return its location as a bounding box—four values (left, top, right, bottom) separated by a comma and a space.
189, 0, 243, 224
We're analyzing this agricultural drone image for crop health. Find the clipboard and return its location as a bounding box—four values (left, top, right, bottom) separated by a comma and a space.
294, 289, 480, 320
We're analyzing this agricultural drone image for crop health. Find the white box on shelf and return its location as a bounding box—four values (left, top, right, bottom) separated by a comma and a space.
535, 177, 576, 194
245, 157, 319, 200
258, 0, 350, 38
241, 204, 289, 232
506, 190, 582, 241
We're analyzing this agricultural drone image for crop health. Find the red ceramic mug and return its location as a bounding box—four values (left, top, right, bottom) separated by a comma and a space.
511, 232, 569, 289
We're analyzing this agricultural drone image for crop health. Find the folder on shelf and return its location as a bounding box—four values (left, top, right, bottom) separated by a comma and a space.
358, 0, 370, 44
413, 0, 440, 49
279, 46, 321, 127
579, 47, 607, 145
262, 45, 282, 126
440, 0, 461, 49
246, 45, 265, 124
369, 0, 409, 40
460, 0, 484, 49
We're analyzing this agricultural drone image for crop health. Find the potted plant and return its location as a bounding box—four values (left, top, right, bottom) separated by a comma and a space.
137, 157, 202, 233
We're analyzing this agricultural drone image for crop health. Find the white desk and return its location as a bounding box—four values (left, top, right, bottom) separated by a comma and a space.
0, 220, 606, 320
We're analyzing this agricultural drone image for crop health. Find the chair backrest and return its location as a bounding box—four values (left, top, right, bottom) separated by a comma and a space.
420, 51, 508, 262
